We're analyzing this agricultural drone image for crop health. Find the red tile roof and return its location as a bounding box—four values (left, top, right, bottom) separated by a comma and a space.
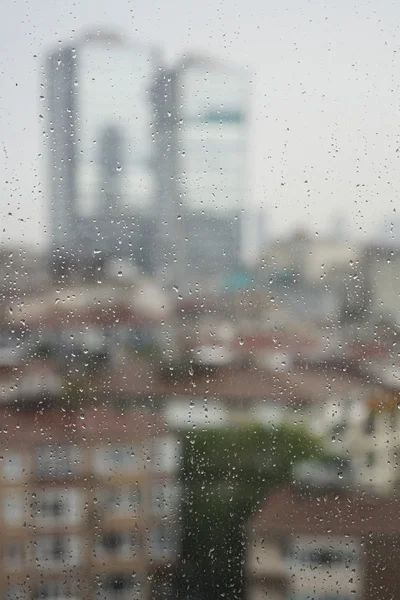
251, 486, 400, 536
93, 360, 374, 404
0, 406, 168, 447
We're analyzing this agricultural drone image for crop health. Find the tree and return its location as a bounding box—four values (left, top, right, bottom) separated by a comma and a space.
178, 423, 323, 600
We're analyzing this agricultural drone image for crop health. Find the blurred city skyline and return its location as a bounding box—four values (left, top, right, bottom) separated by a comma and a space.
4, 4, 400, 599
3, 0, 400, 250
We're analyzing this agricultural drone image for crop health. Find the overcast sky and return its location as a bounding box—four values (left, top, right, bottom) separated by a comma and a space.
1, 0, 400, 249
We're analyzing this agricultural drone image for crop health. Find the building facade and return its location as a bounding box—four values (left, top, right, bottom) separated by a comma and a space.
46, 31, 160, 276
153, 56, 249, 291
0, 406, 181, 600
246, 485, 400, 600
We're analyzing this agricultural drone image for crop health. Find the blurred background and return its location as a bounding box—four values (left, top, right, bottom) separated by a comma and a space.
2, 1, 400, 599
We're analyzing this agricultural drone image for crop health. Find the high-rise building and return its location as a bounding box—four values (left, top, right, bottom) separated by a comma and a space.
45, 31, 160, 277
153, 56, 249, 292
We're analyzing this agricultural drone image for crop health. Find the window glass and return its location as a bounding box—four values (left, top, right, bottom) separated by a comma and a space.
94, 445, 138, 474
2, 452, 24, 481
3, 492, 24, 524
97, 575, 142, 600
5, 586, 28, 600
95, 530, 138, 560
33, 488, 83, 524
151, 481, 180, 517
35, 446, 80, 478
34, 534, 81, 569
99, 484, 141, 520
4, 541, 25, 569
3, 3, 400, 600
146, 523, 178, 559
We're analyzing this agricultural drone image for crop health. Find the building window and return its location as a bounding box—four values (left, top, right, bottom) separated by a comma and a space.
289, 545, 357, 566
35, 445, 80, 478
2, 452, 24, 481
287, 535, 359, 564
146, 524, 178, 559
98, 575, 141, 600
153, 437, 181, 473
102, 485, 141, 516
5, 586, 28, 600
94, 445, 137, 474
96, 530, 137, 559
151, 481, 179, 516
390, 409, 397, 430
34, 580, 73, 600
309, 548, 345, 565
35, 535, 80, 568
34, 489, 82, 525
366, 451, 375, 468
364, 413, 376, 435
287, 596, 354, 600
3, 492, 24, 524
4, 541, 25, 568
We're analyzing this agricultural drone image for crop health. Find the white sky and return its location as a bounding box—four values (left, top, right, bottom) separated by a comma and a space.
1, 0, 400, 249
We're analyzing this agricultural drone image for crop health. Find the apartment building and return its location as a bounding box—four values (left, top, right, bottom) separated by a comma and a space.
0, 406, 181, 600
246, 484, 400, 600
332, 387, 400, 494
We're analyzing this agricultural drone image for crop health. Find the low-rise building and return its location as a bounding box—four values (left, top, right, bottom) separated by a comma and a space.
364, 246, 400, 326
0, 406, 181, 600
246, 484, 400, 600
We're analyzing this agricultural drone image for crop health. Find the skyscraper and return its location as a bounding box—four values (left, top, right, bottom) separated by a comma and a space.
153, 55, 249, 292
45, 31, 160, 276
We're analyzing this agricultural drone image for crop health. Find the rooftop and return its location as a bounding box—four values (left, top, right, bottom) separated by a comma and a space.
0, 405, 168, 446
251, 486, 400, 536
92, 359, 374, 404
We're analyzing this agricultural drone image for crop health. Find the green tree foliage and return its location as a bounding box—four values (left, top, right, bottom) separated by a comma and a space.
178, 423, 323, 600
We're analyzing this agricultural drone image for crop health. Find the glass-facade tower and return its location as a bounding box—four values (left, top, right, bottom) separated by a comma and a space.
46, 31, 160, 275
153, 56, 249, 292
